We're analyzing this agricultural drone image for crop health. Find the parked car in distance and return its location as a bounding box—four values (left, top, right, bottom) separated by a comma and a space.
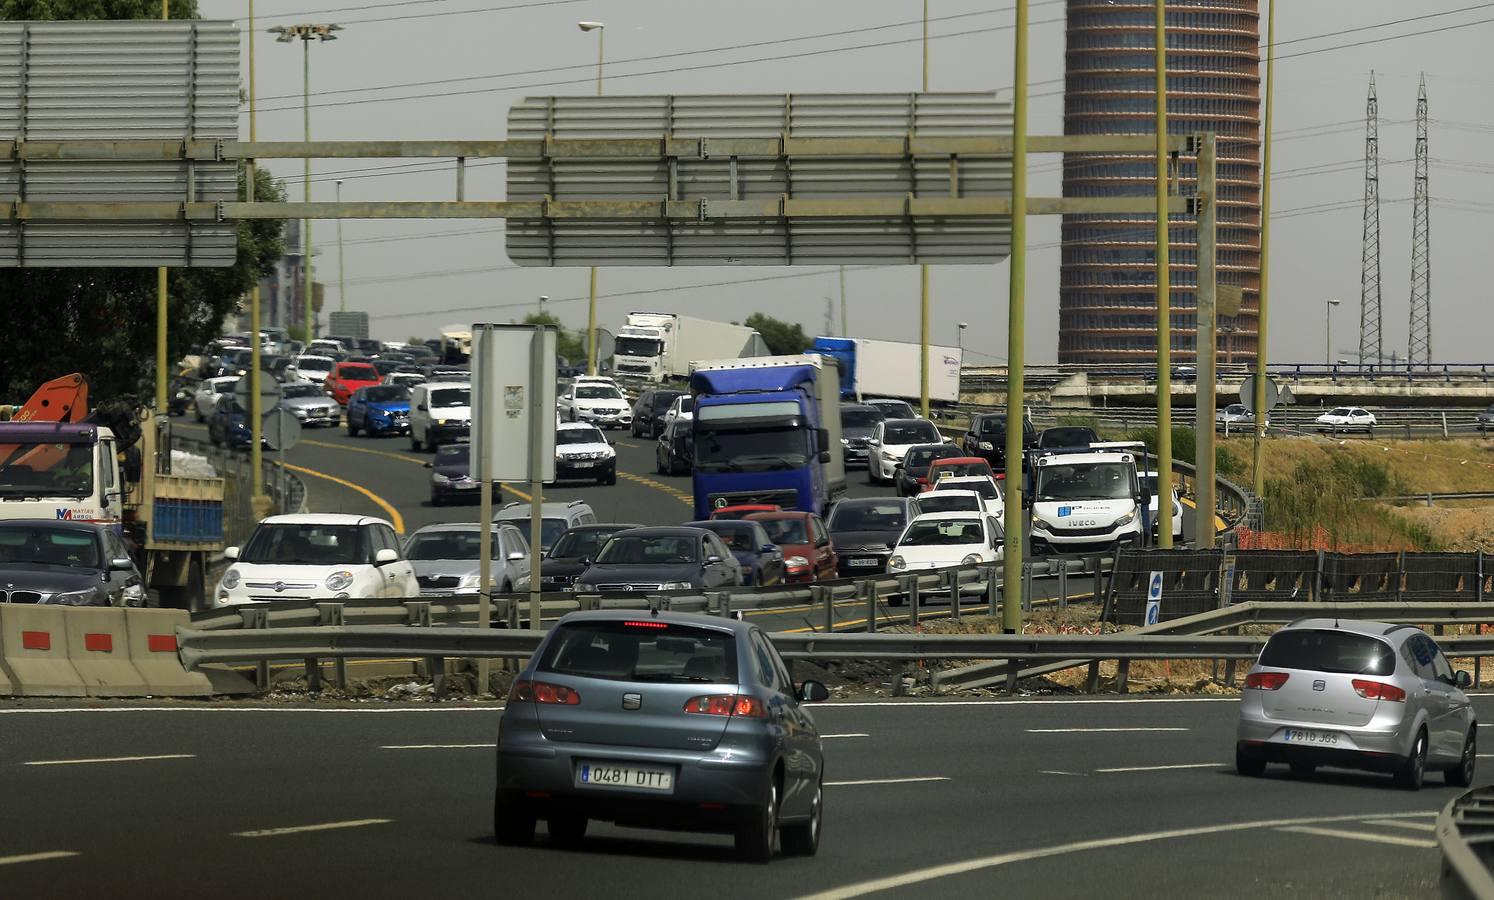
840, 404, 885, 469
1037, 426, 1099, 450
538, 524, 643, 592
572, 526, 743, 592
631, 388, 686, 439
1478, 404, 1494, 427
0, 519, 144, 606
895, 443, 964, 497
403, 522, 530, 597
279, 380, 342, 427
867, 418, 945, 485
864, 398, 919, 420
924, 457, 996, 492
215, 514, 417, 606
1315, 406, 1377, 432
826, 496, 919, 576
494, 611, 830, 860
687, 519, 785, 587
886, 512, 1005, 580
558, 382, 633, 430
655, 417, 694, 476
554, 422, 617, 485
495, 500, 599, 554
409, 382, 473, 451
347, 385, 412, 437
1139, 471, 1184, 542
1235, 619, 1475, 790
961, 412, 1037, 473
1216, 403, 1267, 431
709, 504, 781, 521
746, 511, 836, 583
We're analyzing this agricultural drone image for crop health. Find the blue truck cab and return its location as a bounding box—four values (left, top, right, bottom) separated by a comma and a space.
689, 355, 846, 520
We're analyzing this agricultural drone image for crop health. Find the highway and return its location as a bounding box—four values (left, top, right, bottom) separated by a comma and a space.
0, 695, 1480, 898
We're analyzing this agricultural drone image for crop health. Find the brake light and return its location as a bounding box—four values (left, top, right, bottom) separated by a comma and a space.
508, 680, 581, 705
623, 620, 669, 629
1352, 679, 1407, 702
1245, 671, 1289, 690
683, 694, 767, 718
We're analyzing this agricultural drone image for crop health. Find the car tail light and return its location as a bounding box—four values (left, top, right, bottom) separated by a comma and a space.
683, 694, 767, 718
1244, 671, 1290, 691
508, 679, 581, 705
1352, 679, 1407, 702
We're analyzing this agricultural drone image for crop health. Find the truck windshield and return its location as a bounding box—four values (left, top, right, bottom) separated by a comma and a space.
615, 337, 662, 357
1035, 463, 1134, 502
0, 443, 95, 499
694, 427, 809, 473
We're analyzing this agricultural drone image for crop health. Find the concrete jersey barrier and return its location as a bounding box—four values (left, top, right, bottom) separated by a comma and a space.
0, 604, 88, 696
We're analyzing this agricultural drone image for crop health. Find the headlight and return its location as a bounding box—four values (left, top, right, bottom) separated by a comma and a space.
457, 573, 483, 589
881, 450, 897, 460
1113, 510, 1137, 527
574, 583, 595, 592
431, 472, 450, 483
839, 437, 850, 445
888, 555, 906, 571
785, 555, 811, 571
961, 554, 983, 567
122, 583, 145, 604
53, 588, 98, 606
660, 581, 693, 590
435, 418, 449, 426
221, 568, 241, 590
291, 408, 309, 419
325, 571, 354, 591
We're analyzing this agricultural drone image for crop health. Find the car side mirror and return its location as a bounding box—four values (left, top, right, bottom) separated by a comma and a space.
109, 556, 135, 571
797, 680, 830, 702
507, 550, 527, 562
760, 544, 776, 554
1020, 494, 1032, 509
224, 546, 240, 560
1457, 670, 1472, 688
706, 555, 723, 565
374, 548, 399, 565
817, 428, 830, 452
818, 450, 831, 463
417, 403, 428, 412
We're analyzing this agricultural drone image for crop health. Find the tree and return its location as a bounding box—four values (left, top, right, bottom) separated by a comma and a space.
744, 313, 813, 355
517, 313, 587, 364
0, 0, 286, 401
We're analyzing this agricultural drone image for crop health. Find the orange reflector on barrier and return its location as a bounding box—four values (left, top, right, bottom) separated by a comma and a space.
83, 633, 113, 653
21, 630, 50, 651
146, 634, 177, 653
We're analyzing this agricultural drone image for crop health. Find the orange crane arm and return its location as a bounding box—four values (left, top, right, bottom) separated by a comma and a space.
0, 374, 92, 471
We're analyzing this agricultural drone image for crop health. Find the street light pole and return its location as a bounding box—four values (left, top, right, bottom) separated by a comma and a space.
579, 21, 605, 376
336, 179, 347, 313
957, 322, 968, 355
1326, 299, 1342, 368
918, 0, 932, 418
155, 0, 170, 414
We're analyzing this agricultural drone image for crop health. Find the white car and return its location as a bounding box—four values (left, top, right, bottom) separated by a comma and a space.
193, 375, 239, 422
554, 422, 618, 485
1139, 471, 1184, 542
1316, 406, 1377, 432
384, 371, 426, 389
1215, 403, 1267, 431
409, 382, 472, 451
558, 382, 633, 429
867, 418, 945, 484
214, 514, 418, 607
929, 475, 1003, 521
661, 393, 694, 432
294, 354, 335, 384
887, 512, 1004, 575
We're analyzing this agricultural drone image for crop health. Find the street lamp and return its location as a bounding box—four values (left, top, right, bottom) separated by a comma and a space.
270, 22, 342, 341
1325, 299, 1342, 368
335, 179, 346, 313
957, 322, 968, 355
538, 294, 548, 317
578, 20, 605, 375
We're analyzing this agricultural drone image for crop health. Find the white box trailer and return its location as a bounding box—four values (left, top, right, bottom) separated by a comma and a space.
846, 338, 963, 404
613, 312, 769, 383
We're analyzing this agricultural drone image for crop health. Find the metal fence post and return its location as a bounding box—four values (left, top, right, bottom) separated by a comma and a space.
714, 592, 731, 619
316, 602, 346, 689
1115, 658, 1131, 695
1057, 561, 1069, 610
1021, 562, 1034, 612
947, 569, 961, 622
1315, 549, 1327, 602
905, 575, 920, 628
404, 601, 445, 700
865, 580, 878, 633
817, 585, 834, 633
986, 563, 1000, 617
240, 607, 269, 692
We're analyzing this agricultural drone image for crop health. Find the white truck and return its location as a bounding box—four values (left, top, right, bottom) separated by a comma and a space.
808, 336, 963, 404
1026, 442, 1150, 557
611, 312, 770, 384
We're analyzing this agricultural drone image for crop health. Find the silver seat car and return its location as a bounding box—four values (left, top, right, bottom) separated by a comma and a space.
1236, 618, 1475, 790
495, 610, 829, 861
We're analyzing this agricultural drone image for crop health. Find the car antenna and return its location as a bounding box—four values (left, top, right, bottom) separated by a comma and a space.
651, 604, 660, 618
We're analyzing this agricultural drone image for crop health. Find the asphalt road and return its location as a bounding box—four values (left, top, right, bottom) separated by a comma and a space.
0, 695, 1479, 898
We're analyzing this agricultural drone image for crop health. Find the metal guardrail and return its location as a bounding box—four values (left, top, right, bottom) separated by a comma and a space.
1438, 787, 1494, 900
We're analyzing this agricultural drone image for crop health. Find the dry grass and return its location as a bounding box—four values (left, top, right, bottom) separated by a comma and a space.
1220, 435, 1494, 494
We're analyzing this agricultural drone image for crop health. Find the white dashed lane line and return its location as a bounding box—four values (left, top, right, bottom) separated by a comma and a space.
1093, 763, 1221, 773
821, 733, 870, 739
0, 851, 78, 867
1276, 824, 1436, 850
23, 754, 196, 767
381, 744, 489, 750
233, 819, 393, 838
825, 777, 950, 786
1025, 727, 1189, 734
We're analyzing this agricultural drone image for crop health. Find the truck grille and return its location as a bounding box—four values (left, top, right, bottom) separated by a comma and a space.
708, 489, 800, 510
1052, 524, 1118, 537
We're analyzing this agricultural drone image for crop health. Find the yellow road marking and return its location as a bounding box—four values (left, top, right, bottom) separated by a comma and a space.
1178, 497, 1228, 531
618, 471, 692, 506
284, 463, 407, 534
616, 440, 640, 449
298, 438, 532, 500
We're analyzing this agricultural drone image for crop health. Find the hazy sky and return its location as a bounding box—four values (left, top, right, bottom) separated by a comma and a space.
199, 0, 1492, 365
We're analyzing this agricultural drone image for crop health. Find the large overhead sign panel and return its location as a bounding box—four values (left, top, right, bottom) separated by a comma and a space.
505, 92, 1013, 267
0, 21, 239, 267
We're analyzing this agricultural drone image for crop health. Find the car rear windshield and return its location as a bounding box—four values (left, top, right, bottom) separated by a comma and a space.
538, 620, 738, 683
1259, 630, 1396, 676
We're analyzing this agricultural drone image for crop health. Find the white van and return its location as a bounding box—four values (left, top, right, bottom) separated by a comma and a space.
409, 382, 472, 451
1027, 442, 1146, 556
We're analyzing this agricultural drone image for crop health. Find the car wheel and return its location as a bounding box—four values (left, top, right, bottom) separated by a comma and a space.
347, 420, 359, 436
735, 777, 778, 863
1289, 762, 1316, 778
548, 814, 587, 847
493, 791, 536, 846
656, 454, 667, 475
1447, 726, 1477, 787
1234, 744, 1266, 777
780, 777, 822, 857
410, 434, 423, 452
431, 493, 444, 507
1395, 729, 1427, 790
604, 468, 617, 486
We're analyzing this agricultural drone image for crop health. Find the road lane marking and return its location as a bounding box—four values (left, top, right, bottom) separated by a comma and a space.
617, 471, 692, 505
1040, 770, 1087, 777
282, 435, 532, 501
381, 744, 489, 750
1026, 727, 1188, 734
813, 697, 1242, 708
793, 810, 1438, 900
0, 707, 504, 714
283, 463, 407, 534
1362, 819, 1436, 832
1275, 825, 1435, 850
233, 819, 392, 838
825, 777, 949, 786
0, 851, 78, 866
1094, 763, 1220, 773
23, 753, 195, 766
616, 440, 640, 448
821, 733, 869, 739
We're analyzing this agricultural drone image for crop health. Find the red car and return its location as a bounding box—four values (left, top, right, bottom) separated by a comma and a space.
747, 510, 837, 583
709, 504, 781, 521
922, 457, 996, 492
324, 362, 383, 406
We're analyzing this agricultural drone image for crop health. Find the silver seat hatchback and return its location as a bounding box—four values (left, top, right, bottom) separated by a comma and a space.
495, 611, 829, 860
1236, 618, 1476, 790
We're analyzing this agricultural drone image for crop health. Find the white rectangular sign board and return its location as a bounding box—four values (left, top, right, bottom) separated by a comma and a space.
472, 324, 557, 483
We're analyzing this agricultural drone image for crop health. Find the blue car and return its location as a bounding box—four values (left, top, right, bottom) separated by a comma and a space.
686, 519, 784, 587
207, 397, 252, 449
346, 385, 412, 437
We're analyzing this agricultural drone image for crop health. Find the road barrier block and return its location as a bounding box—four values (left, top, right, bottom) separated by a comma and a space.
123, 609, 215, 696
62, 607, 147, 697
0, 605, 87, 696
